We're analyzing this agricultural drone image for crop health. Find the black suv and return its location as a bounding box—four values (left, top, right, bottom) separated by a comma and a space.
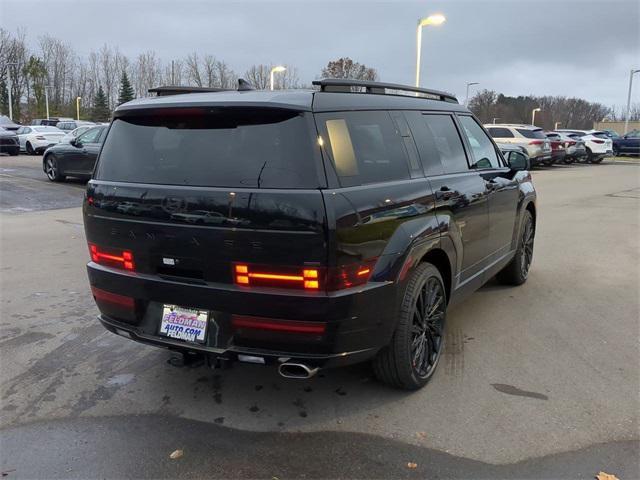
83, 79, 537, 390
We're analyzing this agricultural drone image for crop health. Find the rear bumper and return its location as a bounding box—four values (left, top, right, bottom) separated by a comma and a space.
87, 262, 399, 367
98, 313, 377, 368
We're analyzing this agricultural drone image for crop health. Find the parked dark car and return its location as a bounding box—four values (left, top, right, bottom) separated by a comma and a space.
42, 125, 107, 181
612, 130, 640, 156
0, 127, 20, 156
545, 132, 572, 164
83, 79, 537, 390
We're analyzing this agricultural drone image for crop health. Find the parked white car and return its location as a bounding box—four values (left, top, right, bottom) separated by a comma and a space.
484, 124, 553, 166
556, 129, 613, 163
16, 125, 66, 154
60, 125, 94, 144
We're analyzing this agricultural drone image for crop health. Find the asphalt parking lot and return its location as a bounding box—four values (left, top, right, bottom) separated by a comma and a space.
1, 155, 638, 479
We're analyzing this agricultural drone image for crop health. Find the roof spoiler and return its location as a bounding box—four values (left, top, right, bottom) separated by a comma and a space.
312, 78, 458, 103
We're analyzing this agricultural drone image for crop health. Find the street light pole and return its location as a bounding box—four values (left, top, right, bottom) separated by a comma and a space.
492, 117, 500, 124
5, 62, 18, 121
269, 66, 286, 91
624, 69, 640, 134
464, 82, 479, 107
44, 85, 51, 120
554, 122, 561, 130
415, 14, 446, 87
76, 96, 81, 121
531, 108, 541, 126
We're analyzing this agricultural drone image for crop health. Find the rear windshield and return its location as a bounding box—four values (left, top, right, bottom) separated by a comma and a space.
516, 128, 546, 139
591, 131, 609, 139
96, 108, 320, 188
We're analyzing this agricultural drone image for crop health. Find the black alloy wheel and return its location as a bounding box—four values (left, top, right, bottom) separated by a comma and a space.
373, 262, 447, 390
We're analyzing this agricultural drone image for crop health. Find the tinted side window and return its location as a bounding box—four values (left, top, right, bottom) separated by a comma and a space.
317, 111, 411, 187
409, 113, 469, 175
458, 116, 500, 169
487, 127, 514, 138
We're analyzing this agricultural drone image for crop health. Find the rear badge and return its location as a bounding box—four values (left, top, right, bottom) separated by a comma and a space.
163, 257, 177, 266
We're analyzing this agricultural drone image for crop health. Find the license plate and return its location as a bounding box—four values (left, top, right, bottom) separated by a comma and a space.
159, 305, 208, 343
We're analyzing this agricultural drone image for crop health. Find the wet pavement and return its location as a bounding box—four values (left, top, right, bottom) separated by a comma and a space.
0, 155, 638, 479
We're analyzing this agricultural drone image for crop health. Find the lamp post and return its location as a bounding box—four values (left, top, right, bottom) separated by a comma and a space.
44, 85, 51, 120
464, 82, 479, 106
269, 66, 286, 91
5, 62, 18, 120
531, 107, 541, 126
624, 69, 640, 134
492, 117, 500, 124
415, 14, 446, 87
554, 121, 561, 130
76, 96, 81, 121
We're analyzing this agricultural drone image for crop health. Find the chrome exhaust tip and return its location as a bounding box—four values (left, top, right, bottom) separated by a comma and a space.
278, 362, 318, 379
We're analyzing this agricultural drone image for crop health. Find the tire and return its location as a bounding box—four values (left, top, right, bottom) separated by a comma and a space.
586, 147, 596, 163
9, 148, 19, 156
612, 146, 619, 157
373, 262, 446, 390
44, 154, 65, 182
497, 210, 535, 286
26, 142, 35, 155
564, 156, 575, 165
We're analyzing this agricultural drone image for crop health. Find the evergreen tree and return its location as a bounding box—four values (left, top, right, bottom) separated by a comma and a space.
93, 85, 110, 122
117, 71, 135, 105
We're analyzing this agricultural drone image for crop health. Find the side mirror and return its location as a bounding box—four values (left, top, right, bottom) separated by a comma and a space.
70, 138, 80, 147
507, 151, 529, 171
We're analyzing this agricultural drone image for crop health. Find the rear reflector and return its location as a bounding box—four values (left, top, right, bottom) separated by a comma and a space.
89, 243, 135, 271
232, 314, 326, 334
91, 286, 135, 309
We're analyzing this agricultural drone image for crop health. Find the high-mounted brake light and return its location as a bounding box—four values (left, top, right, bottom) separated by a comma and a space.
89, 243, 135, 271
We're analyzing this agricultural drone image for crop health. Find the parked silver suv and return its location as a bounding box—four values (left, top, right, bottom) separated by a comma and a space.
485, 124, 552, 166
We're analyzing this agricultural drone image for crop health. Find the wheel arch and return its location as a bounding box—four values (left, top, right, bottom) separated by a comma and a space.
419, 248, 452, 305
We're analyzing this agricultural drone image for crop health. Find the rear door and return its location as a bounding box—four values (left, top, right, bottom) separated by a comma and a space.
457, 115, 519, 265
86, 107, 327, 286
64, 126, 103, 174
406, 111, 490, 287
314, 110, 434, 272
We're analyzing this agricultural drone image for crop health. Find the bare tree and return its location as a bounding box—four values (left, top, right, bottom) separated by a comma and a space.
320, 57, 378, 81
244, 64, 270, 89
133, 51, 162, 96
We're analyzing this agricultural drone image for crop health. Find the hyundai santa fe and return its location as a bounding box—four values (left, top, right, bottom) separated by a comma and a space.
83, 79, 537, 390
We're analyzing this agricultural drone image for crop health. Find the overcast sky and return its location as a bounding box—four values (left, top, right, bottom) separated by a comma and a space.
3, 0, 639, 107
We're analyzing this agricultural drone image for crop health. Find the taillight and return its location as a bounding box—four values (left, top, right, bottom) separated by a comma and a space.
233, 259, 376, 291
528, 140, 544, 145
35, 135, 46, 140
326, 260, 376, 290
234, 263, 320, 290
592, 139, 605, 144
89, 243, 135, 271
565, 141, 576, 147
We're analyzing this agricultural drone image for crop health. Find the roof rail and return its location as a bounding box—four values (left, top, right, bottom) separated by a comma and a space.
148, 86, 230, 96
312, 78, 458, 103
